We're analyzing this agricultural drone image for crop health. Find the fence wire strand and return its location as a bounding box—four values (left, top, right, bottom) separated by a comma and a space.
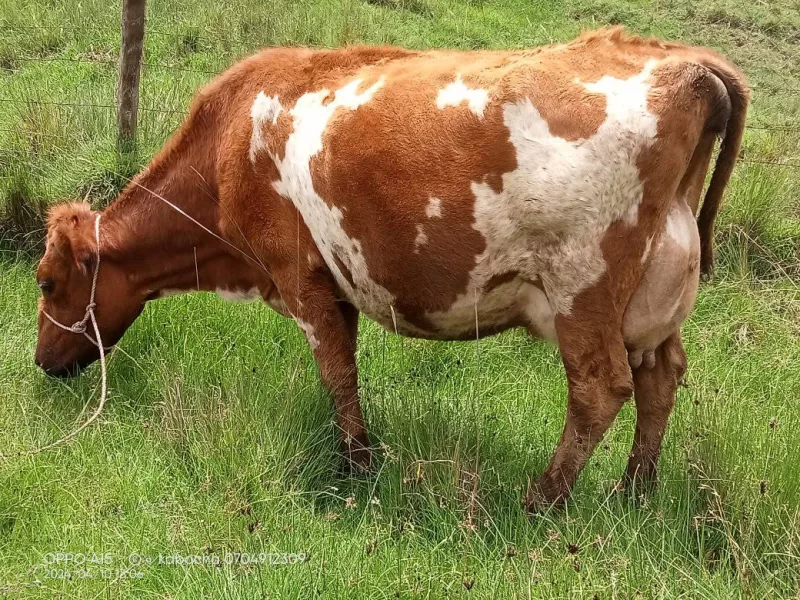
0, 97, 185, 115
5, 54, 221, 75
5, 52, 800, 94
2, 20, 800, 95
3, 97, 799, 134
0, 20, 798, 176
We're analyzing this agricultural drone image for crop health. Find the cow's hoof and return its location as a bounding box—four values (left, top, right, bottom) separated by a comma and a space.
523, 483, 566, 514
342, 435, 372, 474
612, 473, 656, 500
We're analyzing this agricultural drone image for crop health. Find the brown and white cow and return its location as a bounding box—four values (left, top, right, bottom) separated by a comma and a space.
34, 28, 747, 509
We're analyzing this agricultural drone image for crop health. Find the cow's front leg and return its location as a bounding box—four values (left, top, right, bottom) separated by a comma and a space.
624, 332, 686, 489
525, 294, 633, 511
277, 270, 371, 472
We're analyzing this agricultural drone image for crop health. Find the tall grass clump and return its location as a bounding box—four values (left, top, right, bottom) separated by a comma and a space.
713, 130, 800, 281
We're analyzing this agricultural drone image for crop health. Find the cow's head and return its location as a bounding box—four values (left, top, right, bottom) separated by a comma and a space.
35, 202, 145, 377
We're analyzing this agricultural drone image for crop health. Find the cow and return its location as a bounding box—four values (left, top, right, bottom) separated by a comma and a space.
33, 28, 748, 510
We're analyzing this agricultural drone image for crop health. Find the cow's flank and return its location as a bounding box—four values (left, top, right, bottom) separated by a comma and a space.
34, 28, 748, 508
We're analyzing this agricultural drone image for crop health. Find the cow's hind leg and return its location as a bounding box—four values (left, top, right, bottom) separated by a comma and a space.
525, 287, 633, 511
624, 332, 686, 489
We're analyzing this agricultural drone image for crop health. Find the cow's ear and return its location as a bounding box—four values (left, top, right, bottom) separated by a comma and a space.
72, 239, 97, 275
73, 242, 96, 276
47, 200, 92, 229
68, 219, 98, 276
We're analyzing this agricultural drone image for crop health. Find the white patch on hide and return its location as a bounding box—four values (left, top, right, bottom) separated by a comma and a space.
249, 92, 283, 163
414, 224, 428, 252
268, 77, 406, 328
641, 234, 654, 264
425, 196, 442, 218
424, 59, 661, 333
261, 61, 661, 341
582, 60, 659, 226
666, 205, 694, 249
436, 76, 490, 119
296, 318, 320, 350
217, 287, 261, 302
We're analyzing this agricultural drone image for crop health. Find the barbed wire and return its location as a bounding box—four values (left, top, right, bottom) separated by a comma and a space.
5, 53, 800, 97
3, 54, 221, 76
0, 23, 273, 50
0, 128, 67, 139
2, 19, 800, 95
0, 20, 266, 40
0, 97, 185, 115
739, 158, 800, 168
752, 86, 800, 95
3, 8, 798, 37
744, 124, 800, 132
1, 21, 798, 174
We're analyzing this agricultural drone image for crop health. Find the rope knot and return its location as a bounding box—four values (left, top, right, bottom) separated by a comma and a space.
43, 213, 101, 343
13, 213, 110, 457
70, 321, 87, 334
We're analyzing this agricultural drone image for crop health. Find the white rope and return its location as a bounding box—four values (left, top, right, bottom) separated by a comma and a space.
5, 165, 272, 460
1, 214, 108, 458
42, 215, 102, 341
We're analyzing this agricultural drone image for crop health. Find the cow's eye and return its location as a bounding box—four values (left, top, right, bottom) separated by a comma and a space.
38, 279, 54, 295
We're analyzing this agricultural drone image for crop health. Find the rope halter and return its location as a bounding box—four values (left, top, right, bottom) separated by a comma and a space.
3, 212, 110, 458
42, 214, 103, 348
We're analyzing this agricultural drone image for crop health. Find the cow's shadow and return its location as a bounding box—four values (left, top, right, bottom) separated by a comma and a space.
280, 352, 708, 553
284, 378, 635, 539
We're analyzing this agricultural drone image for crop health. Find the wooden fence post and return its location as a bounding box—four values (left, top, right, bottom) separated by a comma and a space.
116, 0, 146, 155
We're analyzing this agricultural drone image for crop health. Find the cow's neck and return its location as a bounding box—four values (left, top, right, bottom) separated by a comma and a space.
99, 131, 268, 300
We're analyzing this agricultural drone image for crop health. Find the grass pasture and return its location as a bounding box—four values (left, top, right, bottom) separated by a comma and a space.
1, 0, 800, 597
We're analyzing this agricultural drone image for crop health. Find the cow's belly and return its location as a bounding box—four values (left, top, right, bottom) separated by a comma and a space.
346, 275, 556, 342
421, 278, 556, 341
622, 199, 701, 353
348, 198, 699, 351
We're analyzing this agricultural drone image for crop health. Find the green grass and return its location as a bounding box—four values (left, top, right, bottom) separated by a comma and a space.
1, 0, 800, 597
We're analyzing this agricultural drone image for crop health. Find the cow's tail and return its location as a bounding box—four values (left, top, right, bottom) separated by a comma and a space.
695, 55, 749, 277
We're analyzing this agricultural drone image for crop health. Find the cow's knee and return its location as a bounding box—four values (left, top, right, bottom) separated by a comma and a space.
665, 335, 687, 383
